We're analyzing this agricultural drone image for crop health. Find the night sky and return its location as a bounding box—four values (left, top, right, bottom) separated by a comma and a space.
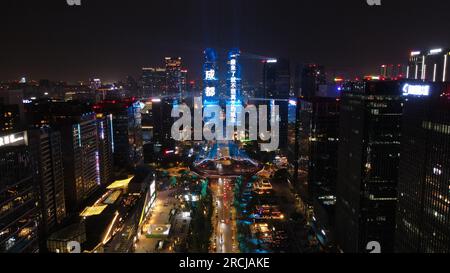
1, 0, 449, 83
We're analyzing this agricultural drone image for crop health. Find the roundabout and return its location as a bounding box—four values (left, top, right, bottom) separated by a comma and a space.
191, 141, 262, 178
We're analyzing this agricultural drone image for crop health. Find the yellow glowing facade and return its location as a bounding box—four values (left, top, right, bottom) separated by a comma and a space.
107, 176, 133, 189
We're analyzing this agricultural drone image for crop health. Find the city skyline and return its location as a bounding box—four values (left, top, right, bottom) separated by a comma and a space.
2, 0, 450, 260
1, 0, 450, 83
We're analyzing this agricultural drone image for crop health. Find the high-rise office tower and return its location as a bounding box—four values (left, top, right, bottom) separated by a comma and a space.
0, 103, 21, 133
227, 49, 243, 126
165, 57, 183, 97
123, 76, 139, 98
287, 98, 299, 182
294, 76, 341, 246
141, 67, 167, 98
0, 89, 25, 128
293, 64, 303, 97
262, 59, 291, 99
24, 98, 52, 129
407, 48, 450, 82
261, 58, 290, 152
300, 64, 327, 99
395, 82, 450, 253
27, 101, 101, 213
335, 80, 403, 253
140, 100, 153, 145
95, 113, 114, 186
203, 48, 220, 106
141, 98, 175, 163
0, 131, 40, 252
93, 99, 143, 171
57, 112, 100, 213
297, 97, 340, 217
180, 69, 188, 99
152, 98, 176, 144
28, 129, 66, 247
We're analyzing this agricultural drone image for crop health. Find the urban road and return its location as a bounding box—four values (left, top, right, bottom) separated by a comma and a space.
210, 142, 239, 253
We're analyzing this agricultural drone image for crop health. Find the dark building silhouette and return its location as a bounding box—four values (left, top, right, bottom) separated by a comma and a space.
142, 98, 177, 163
301, 64, 326, 99
294, 73, 341, 246
141, 67, 166, 98
0, 103, 21, 133
335, 80, 403, 253
26, 101, 102, 213
0, 89, 25, 128
123, 76, 139, 98
0, 131, 40, 252
93, 99, 143, 172
28, 129, 67, 249
260, 58, 290, 152
297, 97, 340, 238
395, 82, 450, 253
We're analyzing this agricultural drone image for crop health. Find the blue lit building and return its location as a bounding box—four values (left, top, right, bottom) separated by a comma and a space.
202, 48, 220, 106
226, 49, 243, 126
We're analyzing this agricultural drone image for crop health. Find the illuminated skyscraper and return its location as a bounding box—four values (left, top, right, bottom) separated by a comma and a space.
407, 48, 450, 82
93, 99, 143, 172
180, 69, 188, 98
227, 49, 242, 101
28, 129, 66, 248
57, 112, 100, 213
395, 82, 450, 253
165, 57, 183, 97
227, 49, 242, 126
95, 113, 114, 186
202, 48, 219, 106
27, 101, 101, 213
